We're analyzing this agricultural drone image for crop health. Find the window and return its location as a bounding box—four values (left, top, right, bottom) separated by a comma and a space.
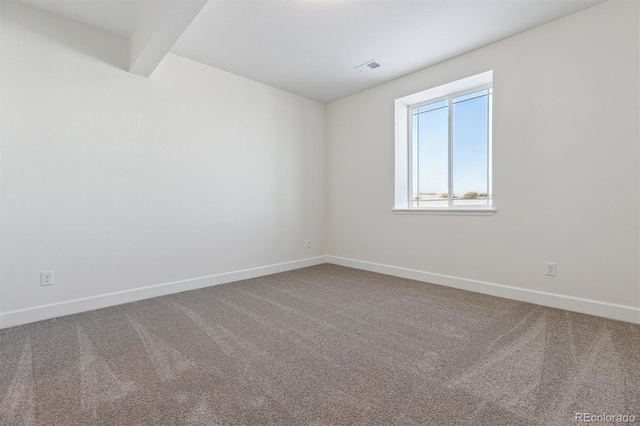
394, 71, 495, 214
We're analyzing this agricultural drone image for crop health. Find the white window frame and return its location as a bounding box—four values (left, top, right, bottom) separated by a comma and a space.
393, 71, 495, 215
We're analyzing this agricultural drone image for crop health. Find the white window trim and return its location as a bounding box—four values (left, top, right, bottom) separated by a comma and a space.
393, 70, 495, 216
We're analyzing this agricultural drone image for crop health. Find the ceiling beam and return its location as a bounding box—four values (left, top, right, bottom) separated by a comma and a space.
129, 0, 208, 77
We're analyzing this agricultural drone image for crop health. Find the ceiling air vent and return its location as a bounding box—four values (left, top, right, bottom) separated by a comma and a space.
355, 60, 381, 72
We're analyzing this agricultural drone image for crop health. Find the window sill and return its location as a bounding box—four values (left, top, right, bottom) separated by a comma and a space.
392, 208, 496, 216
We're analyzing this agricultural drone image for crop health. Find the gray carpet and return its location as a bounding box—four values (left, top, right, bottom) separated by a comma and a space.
1, 264, 639, 425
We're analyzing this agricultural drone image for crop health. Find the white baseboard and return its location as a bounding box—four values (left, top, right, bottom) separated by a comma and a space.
3, 254, 638, 329
327, 256, 640, 325
0, 256, 328, 330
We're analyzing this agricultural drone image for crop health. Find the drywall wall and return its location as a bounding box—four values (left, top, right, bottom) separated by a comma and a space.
0, 2, 326, 324
326, 0, 640, 313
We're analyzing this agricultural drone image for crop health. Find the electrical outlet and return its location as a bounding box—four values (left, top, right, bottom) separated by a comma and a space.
545, 262, 556, 276
41, 271, 54, 286
307, 240, 312, 249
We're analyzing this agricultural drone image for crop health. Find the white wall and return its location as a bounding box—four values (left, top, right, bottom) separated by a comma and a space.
0, 2, 326, 323
326, 0, 640, 311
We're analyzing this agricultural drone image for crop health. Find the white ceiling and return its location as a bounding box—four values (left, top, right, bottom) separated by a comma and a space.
15, 0, 606, 103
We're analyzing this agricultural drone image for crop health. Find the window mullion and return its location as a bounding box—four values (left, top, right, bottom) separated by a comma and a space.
416, 109, 420, 207
408, 107, 413, 207
448, 97, 453, 207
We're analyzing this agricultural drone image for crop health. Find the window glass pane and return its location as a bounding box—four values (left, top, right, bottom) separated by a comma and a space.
452, 92, 490, 206
412, 104, 449, 208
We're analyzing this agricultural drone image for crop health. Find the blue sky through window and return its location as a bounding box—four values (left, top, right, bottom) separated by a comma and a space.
453, 92, 489, 195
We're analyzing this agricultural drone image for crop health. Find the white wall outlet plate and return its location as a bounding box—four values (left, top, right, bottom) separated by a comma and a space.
545, 262, 556, 276
41, 271, 54, 286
